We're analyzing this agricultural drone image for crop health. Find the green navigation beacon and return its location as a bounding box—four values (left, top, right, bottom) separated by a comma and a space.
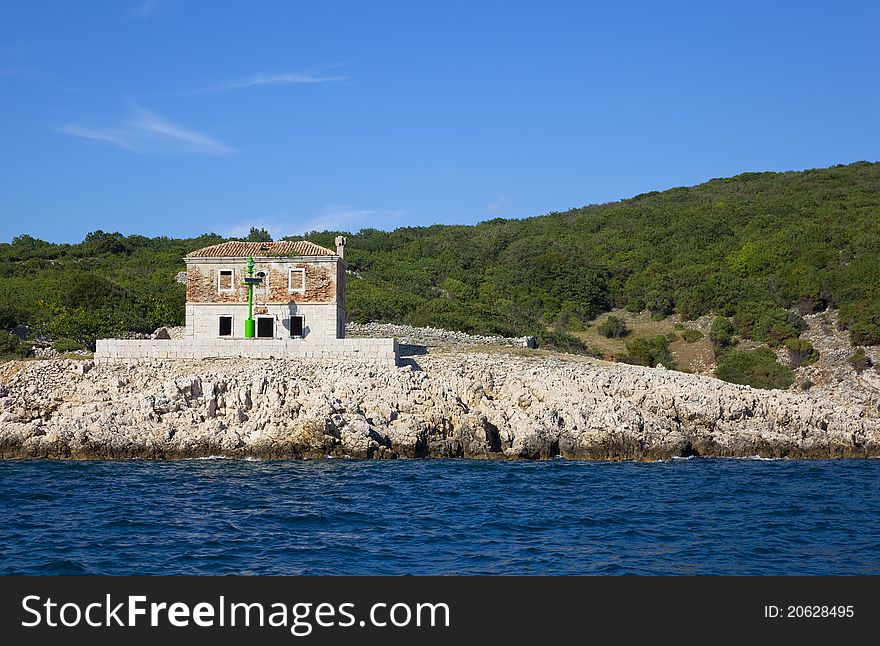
243, 256, 258, 338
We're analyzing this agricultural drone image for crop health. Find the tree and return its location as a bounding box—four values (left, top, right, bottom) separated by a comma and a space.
245, 227, 273, 242
83, 230, 128, 254
709, 316, 736, 352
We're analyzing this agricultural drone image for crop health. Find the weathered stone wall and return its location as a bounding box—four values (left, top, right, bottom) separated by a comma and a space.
185, 258, 338, 305
347, 322, 536, 349
336, 261, 346, 339
94, 337, 398, 365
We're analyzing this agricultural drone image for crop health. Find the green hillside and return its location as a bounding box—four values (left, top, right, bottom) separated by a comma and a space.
328, 161, 880, 348
1, 161, 878, 354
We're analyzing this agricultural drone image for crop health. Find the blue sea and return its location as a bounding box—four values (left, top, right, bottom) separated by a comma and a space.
0, 458, 878, 575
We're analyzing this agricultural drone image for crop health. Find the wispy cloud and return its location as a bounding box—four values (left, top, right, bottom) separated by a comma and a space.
300, 205, 400, 234
1, 67, 42, 81
487, 196, 510, 215
219, 206, 405, 240
0, 67, 78, 92
134, 0, 161, 18
57, 124, 137, 151
219, 218, 291, 241
0, 39, 42, 57
56, 104, 234, 156
200, 69, 347, 94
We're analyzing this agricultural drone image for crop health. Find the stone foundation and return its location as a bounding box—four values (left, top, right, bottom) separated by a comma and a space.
95, 337, 398, 365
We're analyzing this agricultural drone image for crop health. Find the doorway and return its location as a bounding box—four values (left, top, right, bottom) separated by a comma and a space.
290, 315, 304, 338
218, 315, 233, 337
256, 317, 274, 338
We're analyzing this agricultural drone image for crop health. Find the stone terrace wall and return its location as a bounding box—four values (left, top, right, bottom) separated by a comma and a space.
347, 322, 536, 349
95, 338, 398, 365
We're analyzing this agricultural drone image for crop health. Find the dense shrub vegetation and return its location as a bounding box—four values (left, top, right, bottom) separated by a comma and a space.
0, 231, 219, 348
620, 335, 675, 369
0, 331, 32, 359
1, 162, 878, 353
51, 338, 85, 353
597, 315, 629, 338
709, 316, 736, 352
329, 162, 879, 347
715, 348, 795, 390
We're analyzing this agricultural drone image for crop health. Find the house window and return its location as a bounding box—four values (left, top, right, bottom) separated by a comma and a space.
218, 269, 234, 292
290, 315, 304, 338
218, 316, 233, 337
256, 317, 274, 338
288, 268, 305, 293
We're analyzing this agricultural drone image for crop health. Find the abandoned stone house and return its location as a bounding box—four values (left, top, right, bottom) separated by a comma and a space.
184, 237, 347, 342
94, 235, 398, 364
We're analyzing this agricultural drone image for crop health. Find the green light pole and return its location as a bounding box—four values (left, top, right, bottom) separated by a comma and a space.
244, 256, 255, 338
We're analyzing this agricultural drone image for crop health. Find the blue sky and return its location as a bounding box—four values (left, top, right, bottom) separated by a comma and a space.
1, 1, 877, 243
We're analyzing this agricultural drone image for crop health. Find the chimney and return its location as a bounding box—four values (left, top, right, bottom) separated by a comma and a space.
335, 235, 346, 258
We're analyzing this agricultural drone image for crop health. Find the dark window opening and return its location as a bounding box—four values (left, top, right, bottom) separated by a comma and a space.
219, 316, 233, 337
257, 317, 274, 338
290, 316, 304, 338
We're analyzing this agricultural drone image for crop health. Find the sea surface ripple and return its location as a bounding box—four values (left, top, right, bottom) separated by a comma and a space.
0, 458, 877, 575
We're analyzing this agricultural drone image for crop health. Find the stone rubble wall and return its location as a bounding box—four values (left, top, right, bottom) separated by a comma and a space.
346, 322, 536, 349
94, 337, 398, 365
185, 258, 338, 305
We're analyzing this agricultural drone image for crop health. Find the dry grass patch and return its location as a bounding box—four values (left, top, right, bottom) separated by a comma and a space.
572, 309, 715, 373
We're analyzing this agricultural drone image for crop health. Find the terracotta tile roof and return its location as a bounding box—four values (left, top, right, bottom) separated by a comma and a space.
186, 240, 336, 259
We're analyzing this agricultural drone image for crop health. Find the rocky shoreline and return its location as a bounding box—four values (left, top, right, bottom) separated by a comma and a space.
1, 345, 878, 460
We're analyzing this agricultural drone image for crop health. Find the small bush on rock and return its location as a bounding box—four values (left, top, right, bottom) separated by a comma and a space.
784, 338, 819, 367
848, 348, 872, 374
